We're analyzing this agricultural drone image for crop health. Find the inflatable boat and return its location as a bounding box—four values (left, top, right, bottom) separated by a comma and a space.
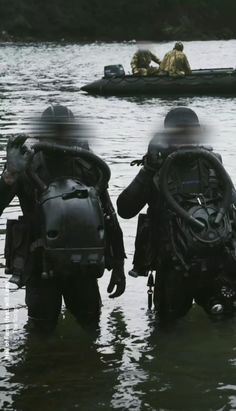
81, 67, 236, 97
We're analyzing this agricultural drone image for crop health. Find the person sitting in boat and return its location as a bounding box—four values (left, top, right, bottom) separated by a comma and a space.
160, 41, 192, 77
131, 45, 161, 76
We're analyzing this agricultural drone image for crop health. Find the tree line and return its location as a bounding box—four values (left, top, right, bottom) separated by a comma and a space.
0, 0, 235, 41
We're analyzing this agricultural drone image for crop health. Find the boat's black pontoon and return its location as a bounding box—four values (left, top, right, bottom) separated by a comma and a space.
81, 67, 236, 96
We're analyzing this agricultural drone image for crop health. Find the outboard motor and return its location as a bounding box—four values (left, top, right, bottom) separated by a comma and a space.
104, 65, 125, 78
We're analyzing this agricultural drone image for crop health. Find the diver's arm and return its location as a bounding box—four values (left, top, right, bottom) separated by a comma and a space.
0, 169, 17, 216
100, 190, 126, 260
100, 190, 126, 298
0, 134, 31, 216
117, 167, 154, 219
150, 52, 161, 65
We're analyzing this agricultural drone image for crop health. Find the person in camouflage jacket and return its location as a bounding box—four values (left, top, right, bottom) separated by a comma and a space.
160, 42, 192, 77
131, 49, 161, 76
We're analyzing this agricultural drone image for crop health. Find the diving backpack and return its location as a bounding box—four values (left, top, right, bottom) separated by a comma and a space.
29, 142, 111, 278
131, 144, 236, 276
154, 145, 236, 270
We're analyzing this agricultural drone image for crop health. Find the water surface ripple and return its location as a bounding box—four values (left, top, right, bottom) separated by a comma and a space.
0, 40, 236, 411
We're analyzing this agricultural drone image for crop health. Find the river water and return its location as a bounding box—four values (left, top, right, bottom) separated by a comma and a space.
0, 40, 236, 411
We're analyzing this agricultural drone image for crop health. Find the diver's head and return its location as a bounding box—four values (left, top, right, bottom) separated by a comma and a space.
163, 107, 201, 145
174, 41, 184, 51
164, 107, 200, 129
39, 104, 89, 148
41, 104, 74, 124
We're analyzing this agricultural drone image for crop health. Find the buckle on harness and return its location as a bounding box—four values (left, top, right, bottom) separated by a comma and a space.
30, 239, 44, 252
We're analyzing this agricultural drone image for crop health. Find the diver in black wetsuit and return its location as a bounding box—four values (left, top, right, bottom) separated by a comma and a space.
117, 107, 236, 320
1, 105, 126, 330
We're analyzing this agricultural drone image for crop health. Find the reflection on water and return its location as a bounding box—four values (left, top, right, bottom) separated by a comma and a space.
0, 40, 236, 411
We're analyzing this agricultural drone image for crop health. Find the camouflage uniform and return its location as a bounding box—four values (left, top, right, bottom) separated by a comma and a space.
160, 49, 192, 77
131, 50, 161, 76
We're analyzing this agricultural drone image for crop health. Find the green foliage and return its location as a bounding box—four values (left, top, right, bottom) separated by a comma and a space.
0, 0, 235, 40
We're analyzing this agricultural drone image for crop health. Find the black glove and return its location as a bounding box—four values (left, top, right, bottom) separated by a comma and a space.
4, 135, 31, 184
143, 154, 157, 172
143, 138, 164, 172
107, 260, 126, 299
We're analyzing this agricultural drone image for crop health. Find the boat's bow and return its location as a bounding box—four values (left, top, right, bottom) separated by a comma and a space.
80, 79, 106, 94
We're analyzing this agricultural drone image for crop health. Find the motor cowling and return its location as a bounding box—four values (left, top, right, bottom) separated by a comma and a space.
104, 65, 125, 78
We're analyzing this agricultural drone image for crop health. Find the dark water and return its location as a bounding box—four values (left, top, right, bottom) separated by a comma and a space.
0, 40, 236, 411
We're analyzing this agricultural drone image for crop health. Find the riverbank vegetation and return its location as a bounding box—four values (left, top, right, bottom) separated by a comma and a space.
0, 0, 235, 42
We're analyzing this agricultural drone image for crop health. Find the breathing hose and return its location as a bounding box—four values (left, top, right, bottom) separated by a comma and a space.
27, 142, 111, 193
156, 147, 233, 230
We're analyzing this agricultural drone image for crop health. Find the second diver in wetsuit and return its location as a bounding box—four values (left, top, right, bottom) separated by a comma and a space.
117, 107, 236, 320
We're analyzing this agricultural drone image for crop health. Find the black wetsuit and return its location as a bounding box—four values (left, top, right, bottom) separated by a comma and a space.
117, 157, 236, 319
0, 150, 125, 326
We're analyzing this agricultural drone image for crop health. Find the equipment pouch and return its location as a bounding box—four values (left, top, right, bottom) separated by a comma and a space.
4, 217, 33, 287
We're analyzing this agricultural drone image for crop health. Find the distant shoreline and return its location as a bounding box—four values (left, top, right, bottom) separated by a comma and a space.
0, 0, 235, 46
0, 35, 235, 44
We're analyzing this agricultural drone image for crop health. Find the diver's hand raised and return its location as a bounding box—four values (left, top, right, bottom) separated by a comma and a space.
107, 260, 126, 298
4, 135, 31, 185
